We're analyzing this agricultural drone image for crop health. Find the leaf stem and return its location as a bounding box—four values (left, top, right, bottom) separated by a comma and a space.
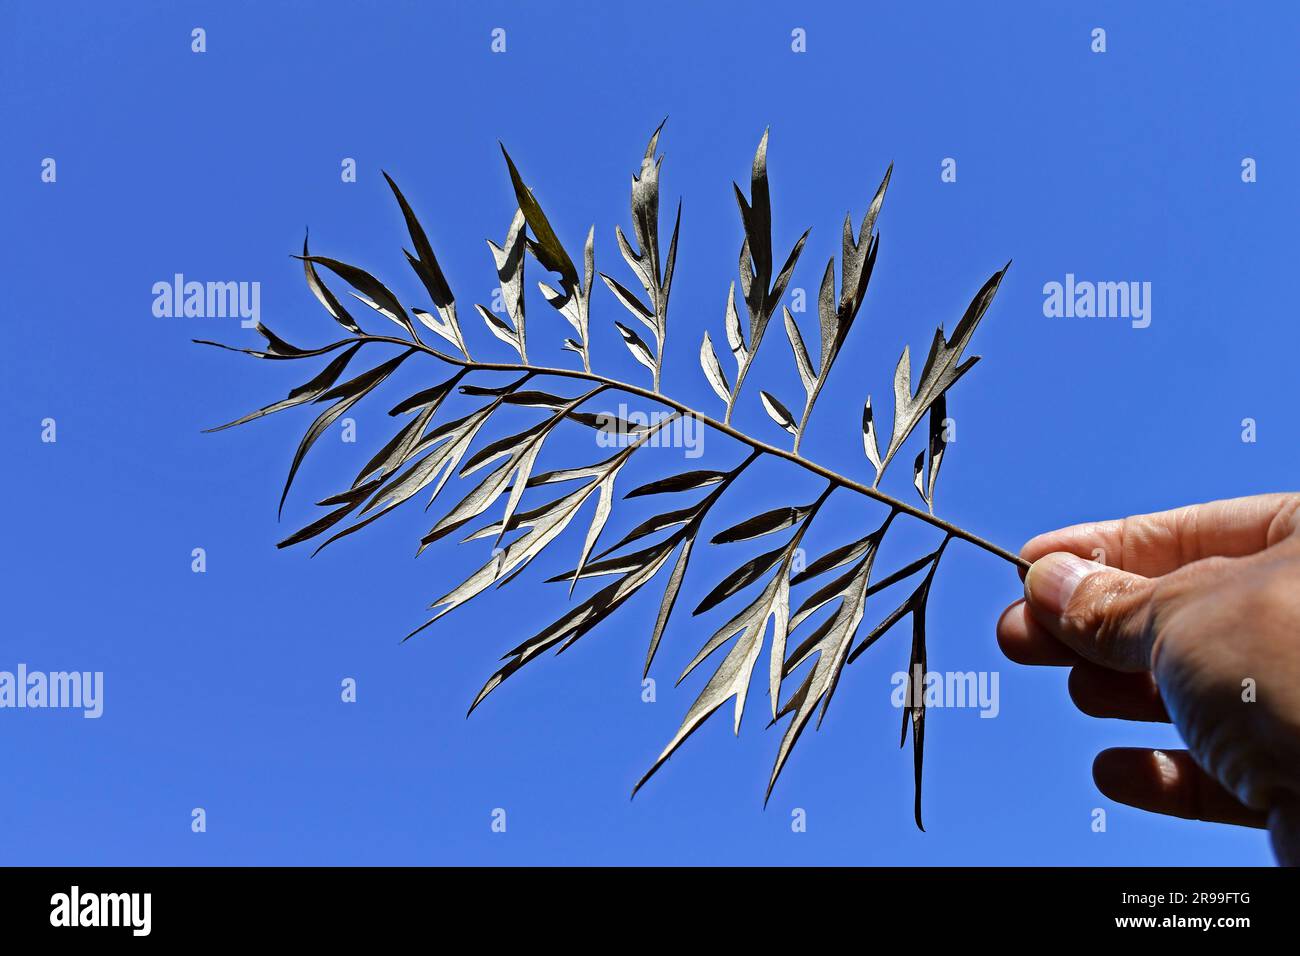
343, 334, 1029, 570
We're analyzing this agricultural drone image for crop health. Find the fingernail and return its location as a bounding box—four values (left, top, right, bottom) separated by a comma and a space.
1150, 749, 1178, 787
1025, 552, 1099, 616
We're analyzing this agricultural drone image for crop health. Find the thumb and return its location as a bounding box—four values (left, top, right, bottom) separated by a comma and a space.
1024, 552, 1158, 671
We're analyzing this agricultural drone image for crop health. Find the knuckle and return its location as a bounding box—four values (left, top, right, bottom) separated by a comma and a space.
1265, 494, 1300, 547
1233, 574, 1296, 629
1152, 556, 1237, 610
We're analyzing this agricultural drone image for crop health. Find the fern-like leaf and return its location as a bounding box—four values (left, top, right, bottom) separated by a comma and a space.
198, 124, 1019, 829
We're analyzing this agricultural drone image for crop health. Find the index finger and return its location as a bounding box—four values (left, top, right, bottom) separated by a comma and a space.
1021, 493, 1300, 576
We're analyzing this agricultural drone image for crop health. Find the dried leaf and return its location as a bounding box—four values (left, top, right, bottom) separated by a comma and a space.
500, 389, 575, 409
615, 225, 649, 295
615, 321, 657, 374
926, 393, 948, 513
428, 469, 616, 621
465, 541, 677, 704
301, 233, 361, 334
841, 164, 891, 317
790, 532, 876, 587
354, 404, 436, 488
591, 503, 701, 560
880, 265, 1009, 475
278, 349, 415, 518
306, 406, 499, 554
645, 534, 694, 677
815, 257, 838, 372
662, 200, 682, 302
768, 525, 889, 800
484, 209, 528, 359
862, 396, 883, 480
538, 281, 582, 336
195, 323, 355, 362
625, 469, 726, 498
630, 118, 666, 287
297, 255, 418, 342
567, 467, 622, 594
204, 129, 1011, 829
547, 538, 676, 582
723, 131, 810, 418
460, 420, 549, 476
383, 173, 454, 308
635, 530, 808, 795
500, 145, 579, 294
641, 568, 787, 792
411, 308, 464, 353
276, 492, 370, 550
901, 568, 938, 832
724, 284, 748, 370
462, 376, 534, 401
783, 306, 816, 393
712, 505, 810, 545
699, 332, 731, 405
693, 543, 786, 616
600, 273, 657, 340
383, 172, 467, 356
475, 304, 523, 358
759, 390, 797, 436
767, 229, 810, 318
203, 343, 363, 433
421, 390, 597, 548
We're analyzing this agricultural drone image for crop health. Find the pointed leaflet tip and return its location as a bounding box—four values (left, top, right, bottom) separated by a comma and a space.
498, 143, 521, 183
400, 617, 436, 645
645, 116, 668, 159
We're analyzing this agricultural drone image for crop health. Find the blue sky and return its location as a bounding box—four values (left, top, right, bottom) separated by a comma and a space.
2, 0, 1293, 865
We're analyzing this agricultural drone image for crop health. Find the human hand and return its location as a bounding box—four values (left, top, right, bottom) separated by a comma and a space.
996, 493, 1300, 865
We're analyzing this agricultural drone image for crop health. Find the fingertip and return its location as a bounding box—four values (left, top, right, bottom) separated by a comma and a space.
1093, 748, 1267, 828
995, 599, 1022, 640
1024, 552, 1100, 618
996, 599, 1083, 666
1069, 665, 1169, 722
1092, 747, 1145, 802
1019, 531, 1061, 567
995, 600, 1036, 660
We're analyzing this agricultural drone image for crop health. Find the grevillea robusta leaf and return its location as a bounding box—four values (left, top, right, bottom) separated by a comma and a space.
878, 264, 1010, 476
297, 255, 419, 343
383, 172, 467, 357
759, 390, 797, 436
625, 469, 727, 498
200, 124, 1013, 830
699, 332, 731, 405
615, 321, 657, 376
302, 233, 362, 335
500, 146, 579, 296
277, 349, 415, 517
202, 343, 363, 433
712, 505, 811, 545
770, 514, 894, 800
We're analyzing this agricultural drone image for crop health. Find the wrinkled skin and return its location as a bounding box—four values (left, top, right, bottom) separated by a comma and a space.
996, 493, 1300, 865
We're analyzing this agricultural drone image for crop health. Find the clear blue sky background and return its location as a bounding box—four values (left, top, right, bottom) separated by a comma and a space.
3, 1, 1293, 865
